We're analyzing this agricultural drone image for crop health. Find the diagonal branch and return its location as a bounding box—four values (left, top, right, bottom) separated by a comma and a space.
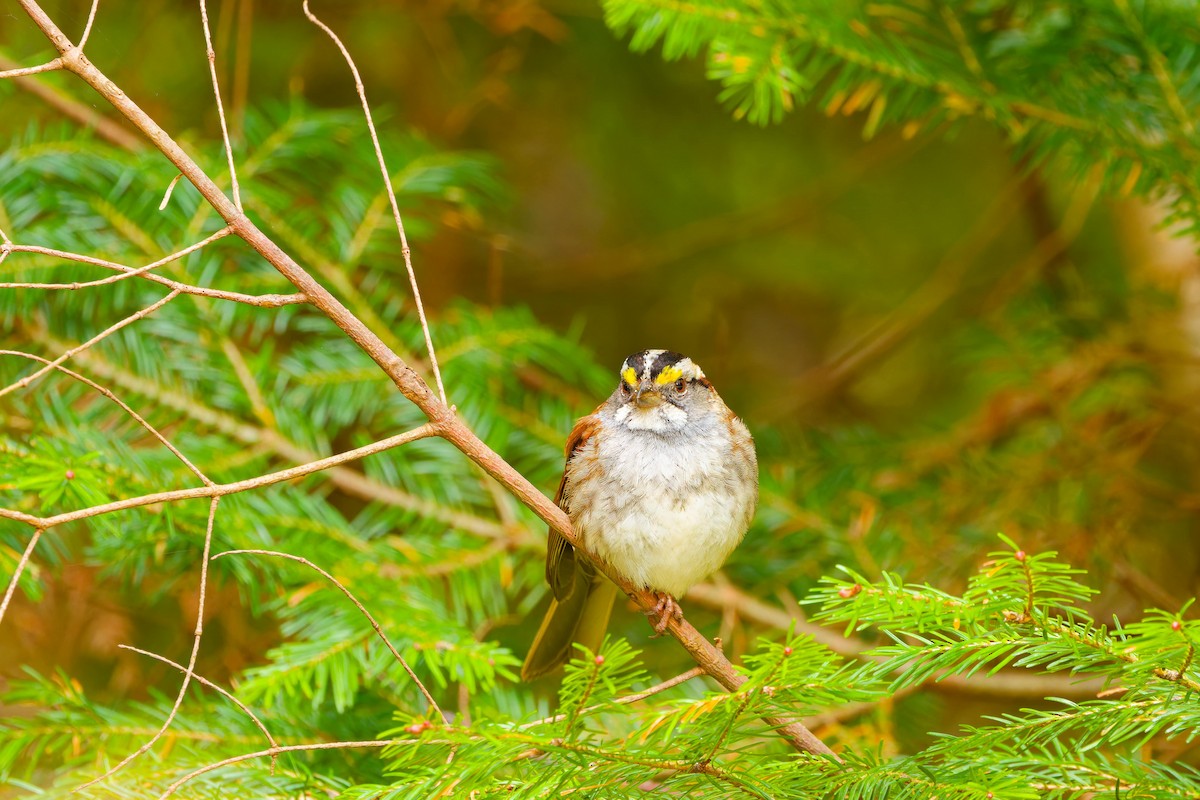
0, 424, 439, 530
0, 226, 233, 292
77, 495, 221, 791
212, 548, 448, 723
301, 0, 447, 406
0, 287, 181, 398
14, 0, 836, 760
0, 242, 308, 306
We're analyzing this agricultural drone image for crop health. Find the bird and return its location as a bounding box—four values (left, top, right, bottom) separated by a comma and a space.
522, 349, 758, 681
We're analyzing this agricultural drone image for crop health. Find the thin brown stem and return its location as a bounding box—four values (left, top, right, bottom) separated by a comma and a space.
211, 548, 448, 723
0, 528, 43, 629
118, 644, 279, 772
77, 496, 221, 791
0, 57, 63, 78
0, 226, 232, 292
301, 0, 447, 407
199, 0, 242, 209
1, 243, 306, 306
0, 288, 181, 399
0, 424, 438, 530
521, 666, 706, 729
76, 0, 101, 49
156, 740, 395, 800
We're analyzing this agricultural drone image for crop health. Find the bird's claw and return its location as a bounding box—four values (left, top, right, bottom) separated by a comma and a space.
648, 592, 682, 637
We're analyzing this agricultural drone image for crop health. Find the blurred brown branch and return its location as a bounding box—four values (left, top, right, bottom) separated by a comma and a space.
3, 0, 838, 776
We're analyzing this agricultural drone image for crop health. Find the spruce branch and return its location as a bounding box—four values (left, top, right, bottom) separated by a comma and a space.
212, 548, 448, 723
302, 0, 447, 407
0, 287, 181, 399
118, 644, 281, 772
77, 495, 221, 791
4, 0, 838, 778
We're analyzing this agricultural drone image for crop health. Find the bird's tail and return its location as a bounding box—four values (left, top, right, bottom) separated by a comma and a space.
521, 576, 619, 681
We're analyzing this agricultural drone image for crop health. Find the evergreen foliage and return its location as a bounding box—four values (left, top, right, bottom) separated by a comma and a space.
604, 0, 1200, 233
4, 3, 1200, 798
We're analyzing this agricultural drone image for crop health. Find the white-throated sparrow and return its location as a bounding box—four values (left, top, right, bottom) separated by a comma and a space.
522, 349, 758, 680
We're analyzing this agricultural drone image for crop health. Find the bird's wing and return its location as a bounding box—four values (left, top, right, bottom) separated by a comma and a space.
546, 408, 601, 600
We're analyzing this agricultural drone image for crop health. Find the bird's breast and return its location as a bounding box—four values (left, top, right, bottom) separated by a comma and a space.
563, 426, 757, 597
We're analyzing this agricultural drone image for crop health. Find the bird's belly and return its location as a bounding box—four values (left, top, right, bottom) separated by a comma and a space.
569, 452, 754, 597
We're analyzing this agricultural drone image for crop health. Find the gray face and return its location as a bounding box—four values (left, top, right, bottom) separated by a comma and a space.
606, 349, 714, 434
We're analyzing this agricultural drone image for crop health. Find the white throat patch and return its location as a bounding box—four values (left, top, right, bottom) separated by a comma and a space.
613, 402, 688, 432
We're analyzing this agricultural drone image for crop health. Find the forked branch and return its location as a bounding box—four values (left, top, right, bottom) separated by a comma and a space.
8, 0, 836, 762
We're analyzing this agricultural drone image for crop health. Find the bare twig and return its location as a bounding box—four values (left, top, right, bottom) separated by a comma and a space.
13, 0, 836, 759
198, 0, 242, 210
76, 0, 102, 49
118, 644, 279, 772
211, 548, 448, 723
78, 496, 221, 791
0, 528, 43, 629
0, 57, 63, 79
0, 226, 233, 292
0, 350, 212, 485
1, 242, 307, 306
0, 288, 181, 399
0, 52, 141, 149
301, 0, 447, 407
0, 424, 438, 530
521, 666, 707, 729
156, 740, 394, 800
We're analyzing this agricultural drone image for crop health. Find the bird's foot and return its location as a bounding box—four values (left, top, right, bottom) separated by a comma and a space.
647, 592, 682, 637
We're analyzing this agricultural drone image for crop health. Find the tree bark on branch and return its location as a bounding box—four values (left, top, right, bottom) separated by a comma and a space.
9, 0, 836, 759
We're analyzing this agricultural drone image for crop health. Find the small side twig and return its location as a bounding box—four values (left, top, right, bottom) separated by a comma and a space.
198, 0, 242, 210
302, 0, 447, 407
0, 424, 439, 531
0, 528, 44, 629
77, 496, 221, 791
211, 548, 448, 724
0, 288, 181, 399
1, 242, 307, 306
0, 57, 63, 79
156, 740, 394, 800
118, 644, 279, 772
522, 666, 706, 729
0, 226, 232, 292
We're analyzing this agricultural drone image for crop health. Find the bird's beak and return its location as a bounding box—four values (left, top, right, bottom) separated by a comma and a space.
634, 380, 662, 408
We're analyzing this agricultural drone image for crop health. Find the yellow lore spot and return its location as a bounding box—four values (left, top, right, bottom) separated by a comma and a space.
654, 365, 683, 385
622, 367, 638, 387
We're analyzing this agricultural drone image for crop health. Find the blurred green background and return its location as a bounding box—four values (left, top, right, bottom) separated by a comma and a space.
3, 0, 1200, 758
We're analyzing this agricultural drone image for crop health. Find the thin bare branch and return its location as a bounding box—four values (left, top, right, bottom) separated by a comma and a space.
0, 350, 212, 485
0, 528, 43, 629
302, 0, 447, 407
14, 0, 836, 758
0, 424, 438, 530
521, 666, 706, 728
156, 740, 394, 800
78, 496, 220, 790
0, 288, 181, 399
0, 51, 141, 149
199, 0, 242, 209
0, 243, 307, 306
37, 339, 510, 539
0, 226, 232, 292
118, 643, 279, 772
0, 57, 63, 79
77, 0, 101, 50
212, 548, 448, 723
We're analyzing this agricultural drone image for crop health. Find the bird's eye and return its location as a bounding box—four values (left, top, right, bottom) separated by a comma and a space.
674, 378, 687, 393
620, 382, 632, 396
